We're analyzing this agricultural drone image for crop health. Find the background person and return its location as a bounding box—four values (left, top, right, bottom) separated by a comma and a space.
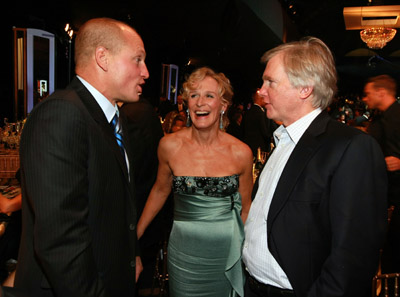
243, 37, 387, 297
120, 98, 171, 295
3, 17, 149, 297
362, 74, 400, 274
226, 106, 243, 140
0, 169, 22, 285
137, 67, 253, 297
173, 94, 187, 113
241, 89, 276, 157
162, 110, 186, 134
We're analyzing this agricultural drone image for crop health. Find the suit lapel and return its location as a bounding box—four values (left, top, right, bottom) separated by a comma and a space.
267, 112, 331, 233
68, 78, 130, 181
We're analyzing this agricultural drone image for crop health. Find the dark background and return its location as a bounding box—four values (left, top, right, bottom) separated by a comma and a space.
2, 0, 400, 122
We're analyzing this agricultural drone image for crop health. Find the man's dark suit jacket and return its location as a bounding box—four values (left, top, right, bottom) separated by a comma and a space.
121, 99, 172, 289
7, 77, 139, 297
121, 99, 171, 247
252, 111, 388, 297
367, 101, 400, 206
241, 104, 275, 156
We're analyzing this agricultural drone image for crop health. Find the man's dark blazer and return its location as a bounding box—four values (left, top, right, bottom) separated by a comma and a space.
7, 77, 139, 297
252, 111, 388, 297
121, 99, 171, 247
368, 101, 400, 207
121, 99, 173, 289
241, 104, 275, 156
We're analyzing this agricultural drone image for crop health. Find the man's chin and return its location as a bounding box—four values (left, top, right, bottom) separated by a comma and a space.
266, 111, 274, 120
129, 92, 141, 102
117, 96, 140, 105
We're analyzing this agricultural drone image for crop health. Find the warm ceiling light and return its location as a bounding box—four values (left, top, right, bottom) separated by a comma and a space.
360, 27, 397, 49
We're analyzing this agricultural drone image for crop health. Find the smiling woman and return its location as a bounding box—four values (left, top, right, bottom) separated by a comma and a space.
182, 67, 233, 131
186, 75, 227, 130
137, 67, 254, 297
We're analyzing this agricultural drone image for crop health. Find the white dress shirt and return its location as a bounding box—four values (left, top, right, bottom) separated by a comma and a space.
242, 108, 322, 289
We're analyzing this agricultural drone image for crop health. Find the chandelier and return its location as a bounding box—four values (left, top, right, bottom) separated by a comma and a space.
360, 27, 397, 49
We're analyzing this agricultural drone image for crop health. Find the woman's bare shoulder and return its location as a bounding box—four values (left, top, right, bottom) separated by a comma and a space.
224, 132, 252, 155
159, 129, 188, 152
220, 133, 253, 169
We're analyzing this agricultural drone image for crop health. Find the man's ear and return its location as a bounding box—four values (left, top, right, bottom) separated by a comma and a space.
299, 86, 313, 99
95, 46, 108, 71
377, 88, 386, 98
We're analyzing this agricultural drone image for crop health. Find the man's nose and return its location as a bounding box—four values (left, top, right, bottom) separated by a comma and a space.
141, 63, 149, 79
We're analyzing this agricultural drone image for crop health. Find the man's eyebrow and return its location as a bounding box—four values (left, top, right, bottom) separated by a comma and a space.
262, 75, 272, 80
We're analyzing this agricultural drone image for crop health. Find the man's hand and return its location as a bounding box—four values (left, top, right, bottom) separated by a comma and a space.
385, 156, 400, 171
135, 256, 143, 283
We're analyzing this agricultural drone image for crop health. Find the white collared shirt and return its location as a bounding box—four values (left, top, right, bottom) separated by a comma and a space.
76, 76, 130, 174
77, 76, 115, 122
242, 108, 322, 289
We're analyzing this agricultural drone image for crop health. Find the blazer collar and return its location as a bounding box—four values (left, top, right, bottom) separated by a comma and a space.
267, 111, 331, 231
67, 77, 131, 182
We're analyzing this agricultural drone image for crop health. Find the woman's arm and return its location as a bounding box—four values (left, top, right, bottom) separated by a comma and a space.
238, 143, 254, 223
137, 137, 173, 239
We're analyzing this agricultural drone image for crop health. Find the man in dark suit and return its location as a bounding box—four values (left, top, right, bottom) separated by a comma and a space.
241, 89, 276, 157
362, 75, 400, 274
3, 18, 149, 297
121, 98, 172, 293
242, 37, 388, 297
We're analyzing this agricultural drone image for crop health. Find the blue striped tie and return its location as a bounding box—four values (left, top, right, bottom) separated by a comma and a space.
110, 111, 127, 161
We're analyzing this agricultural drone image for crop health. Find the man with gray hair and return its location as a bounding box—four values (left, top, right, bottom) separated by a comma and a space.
243, 37, 387, 297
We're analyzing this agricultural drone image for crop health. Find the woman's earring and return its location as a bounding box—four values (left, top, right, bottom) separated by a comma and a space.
219, 110, 225, 130
186, 109, 191, 127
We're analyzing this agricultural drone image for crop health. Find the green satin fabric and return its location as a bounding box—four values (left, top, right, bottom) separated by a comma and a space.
168, 175, 245, 297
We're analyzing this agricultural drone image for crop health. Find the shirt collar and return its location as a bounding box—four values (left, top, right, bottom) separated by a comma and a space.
274, 108, 322, 145
254, 103, 265, 112
76, 75, 116, 123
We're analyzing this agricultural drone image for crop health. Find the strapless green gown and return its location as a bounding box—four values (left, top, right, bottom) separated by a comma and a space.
168, 175, 245, 297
